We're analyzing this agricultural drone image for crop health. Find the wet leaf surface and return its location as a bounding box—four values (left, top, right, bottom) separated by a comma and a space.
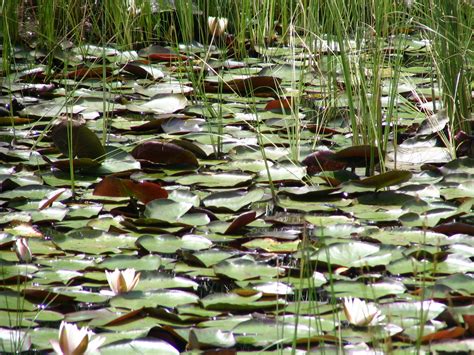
0, 26, 473, 355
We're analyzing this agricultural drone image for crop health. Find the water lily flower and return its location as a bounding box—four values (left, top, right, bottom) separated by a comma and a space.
342, 297, 384, 327
208, 16, 228, 36
14, 238, 32, 263
105, 268, 140, 295
50, 321, 105, 355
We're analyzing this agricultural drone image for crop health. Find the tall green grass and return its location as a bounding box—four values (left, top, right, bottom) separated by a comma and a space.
1, 0, 470, 178
1, 2, 472, 352
427, 0, 472, 132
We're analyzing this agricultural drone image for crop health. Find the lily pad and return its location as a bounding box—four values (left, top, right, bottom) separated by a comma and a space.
213, 257, 284, 281
110, 290, 199, 309
203, 189, 265, 212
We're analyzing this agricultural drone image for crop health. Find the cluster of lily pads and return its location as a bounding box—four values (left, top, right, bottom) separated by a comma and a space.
0, 30, 473, 354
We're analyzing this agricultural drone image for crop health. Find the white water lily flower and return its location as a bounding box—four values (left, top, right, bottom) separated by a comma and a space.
50, 321, 105, 355
105, 268, 140, 295
208, 16, 228, 36
343, 297, 385, 327
14, 238, 32, 263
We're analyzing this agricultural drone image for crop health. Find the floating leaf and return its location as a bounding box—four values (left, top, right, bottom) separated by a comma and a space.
131, 141, 199, 168
100, 339, 179, 355
310, 242, 389, 267
432, 222, 474, 236
188, 328, 235, 349
176, 172, 253, 188
302, 150, 346, 174
121, 61, 164, 80
110, 290, 199, 309
214, 257, 284, 281
232, 318, 318, 346
137, 234, 212, 254
205, 76, 282, 97
420, 326, 465, 343
353, 170, 412, 190
144, 199, 192, 222
416, 109, 448, 135
200, 292, 262, 310
139, 44, 188, 61
93, 176, 168, 203
328, 280, 406, 299
51, 119, 106, 161
126, 94, 188, 114
332, 145, 380, 168
225, 211, 258, 234
203, 189, 265, 212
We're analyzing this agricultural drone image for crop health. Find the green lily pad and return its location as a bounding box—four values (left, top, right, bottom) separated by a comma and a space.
0, 185, 72, 201
327, 280, 406, 299
52, 119, 106, 161
176, 172, 253, 187
257, 164, 306, 182
0, 311, 37, 327
310, 242, 390, 267
213, 257, 284, 281
100, 338, 179, 355
97, 255, 161, 271
135, 271, 199, 291
203, 189, 265, 212
95, 147, 141, 174
33, 269, 83, 284
436, 274, 474, 294
353, 170, 412, 190
53, 228, 137, 254
369, 229, 449, 246
200, 292, 262, 310
110, 290, 199, 309
186, 249, 237, 267
143, 199, 192, 223
188, 328, 235, 349
380, 300, 446, 320
0, 291, 36, 311
126, 94, 188, 114
137, 234, 212, 254
232, 318, 319, 346
0, 328, 31, 352
242, 238, 300, 252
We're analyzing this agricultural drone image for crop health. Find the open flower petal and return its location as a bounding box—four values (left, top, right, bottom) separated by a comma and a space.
105, 268, 140, 295
208, 16, 228, 36
15, 238, 32, 263
50, 321, 104, 355
343, 297, 385, 327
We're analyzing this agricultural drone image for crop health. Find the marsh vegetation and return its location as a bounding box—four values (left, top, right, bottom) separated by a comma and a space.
0, 0, 473, 353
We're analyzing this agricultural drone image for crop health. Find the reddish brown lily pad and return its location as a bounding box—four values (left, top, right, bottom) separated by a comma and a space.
302, 150, 347, 174
138, 45, 189, 62
432, 222, 474, 236
62, 66, 113, 80
420, 326, 465, 343
51, 158, 101, 172
264, 98, 293, 112
93, 176, 168, 204
225, 211, 258, 234
332, 145, 381, 168
131, 141, 199, 168
205, 76, 282, 97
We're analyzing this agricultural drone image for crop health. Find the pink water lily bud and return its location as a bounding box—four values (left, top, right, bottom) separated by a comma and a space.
50, 321, 105, 355
208, 16, 228, 36
15, 238, 32, 263
343, 297, 385, 327
105, 268, 140, 295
